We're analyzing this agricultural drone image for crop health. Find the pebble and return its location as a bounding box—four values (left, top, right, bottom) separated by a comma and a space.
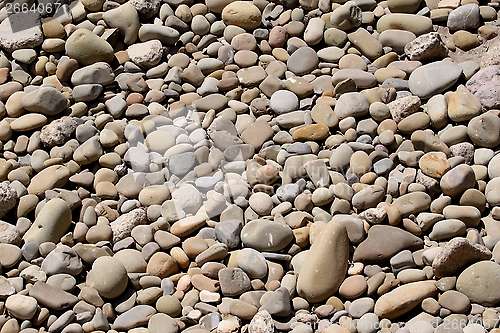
241, 219, 294, 251
23, 198, 72, 243
297, 221, 349, 302
456, 261, 500, 306
87, 256, 129, 298
408, 61, 463, 98
65, 29, 114, 65
374, 281, 437, 319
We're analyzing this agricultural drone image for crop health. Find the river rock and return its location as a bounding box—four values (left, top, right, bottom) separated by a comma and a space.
456, 261, 500, 306
22, 86, 68, 116
466, 66, 500, 110
65, 29, 115, 65
0, 12, 43, 52
433, 238, 492, 278
102, 3, 140, 45
222, 1, 262, 30
87, 256, 129, 298
374, 281, 438, 319
376, 14, 433, 36
241, 219, 294, 252
287, 47, 319, 75
5, 295, 38, 320
409, 61, 463, 98
440, 164, 476, 198
23, 198, 72, 244
447, 4, 481, 30
353, 225, 423, 263
297, 221, 349, 302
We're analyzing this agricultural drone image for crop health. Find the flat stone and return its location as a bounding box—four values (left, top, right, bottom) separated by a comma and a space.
432, 238, 492, 278
439, 290, 470, 313
23, 198, 72, 244
292, 124, 329, 141
353, 225, 423, 264
334, 92, 370, 119
112, 305, 156, 331
0, 12, 43, 53
409, 61, 463, 98
374, 281, 438, 319
287, 47, 319, 75
10, 114, 47, 132
241, 219, 294, 252
218, 267, 251, 296
29, 281, 78, 310
377, 13, 433, 36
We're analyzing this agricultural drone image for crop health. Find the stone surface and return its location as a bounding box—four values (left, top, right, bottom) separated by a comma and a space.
353, 225, 423, 263
374, 281, 438, 319
87, 256, 128, 298
409, 61, 463, 98
456, 261, 500, 306
433, 238, 492, 278
297, 221, 349, 302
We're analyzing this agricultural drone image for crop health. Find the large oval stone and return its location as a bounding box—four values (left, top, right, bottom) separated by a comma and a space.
374, 281, 438, 319
241, 219, 293, 252
87, 256, 128, 299
408, 61, 463, 99
23, 198, 72, 244
221, 1, 262, 30
456, 261, 500, 306
297, 221, 349, 303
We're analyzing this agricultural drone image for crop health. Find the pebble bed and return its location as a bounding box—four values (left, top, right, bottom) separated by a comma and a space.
1, 0, 500, 333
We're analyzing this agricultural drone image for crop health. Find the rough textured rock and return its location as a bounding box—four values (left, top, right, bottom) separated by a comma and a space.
433, 238, 492, 278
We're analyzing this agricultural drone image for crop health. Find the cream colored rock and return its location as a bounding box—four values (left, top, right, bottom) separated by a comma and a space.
374, 281, 438, 319
297, 221, 349, 303
222, 1, 262, 30
23, 198, 72, 244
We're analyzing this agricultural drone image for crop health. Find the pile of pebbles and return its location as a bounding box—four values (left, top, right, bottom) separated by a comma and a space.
2, 0, 500, 332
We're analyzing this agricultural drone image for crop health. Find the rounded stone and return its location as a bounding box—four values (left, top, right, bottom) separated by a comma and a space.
23, 198, 72, 244
287, 47, 319, 75
65, 29, 114, 65
270, 90, 299, 115
241, 219, 294, 252
5, 295, 38, 320
249, 192, 273, 216
456, 261, 500, 306
338, 275, 368, 299
87, 256, 129, 299
147, 252, 179, 278
156, 295, 182, 316
440, 164, 476, 198
221, 1, 262, 30
235, 248, 268, 279
438, 290, 470, 313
